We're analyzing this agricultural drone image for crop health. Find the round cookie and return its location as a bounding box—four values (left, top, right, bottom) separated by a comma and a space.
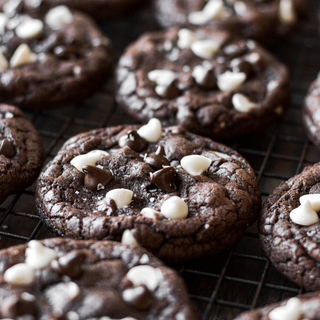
259, 163, 320, 292
116, 28, 290, 141
0, 0, 147, 21
234, 292, 320, 320
303, 73, 320, 149
0, 3, 112, 110
0, 104, 43, 203
154, 0, 306, 44
36, 120, 261, 262
0, 238, 197, 319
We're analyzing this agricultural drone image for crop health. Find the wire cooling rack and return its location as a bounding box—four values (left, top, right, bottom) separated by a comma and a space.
1, 1, 320, 319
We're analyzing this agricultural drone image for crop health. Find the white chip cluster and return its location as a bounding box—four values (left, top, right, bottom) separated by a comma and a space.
268, 298, 302, 320
4, 241, 57, 286
290, 194, 320, 226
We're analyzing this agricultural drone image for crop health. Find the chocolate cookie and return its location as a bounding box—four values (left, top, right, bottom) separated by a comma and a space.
36, 120, 261, 262
0, 238, 197, 319
154, 0, 306, 44
303, 74, 320, 149
234, 292, 320, 320
0, 104, 43, 203
259, 163, 320, 292
0, 0, 147, 21
0, 2, 112, 109
116, 28, 290, 141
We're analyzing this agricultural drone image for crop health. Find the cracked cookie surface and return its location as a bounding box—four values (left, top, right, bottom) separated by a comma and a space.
0, 238, 197, 320
116, 28, 290, 141
259, 163, 320, 291
36, 124, 261, 262
0, 104, 43, 203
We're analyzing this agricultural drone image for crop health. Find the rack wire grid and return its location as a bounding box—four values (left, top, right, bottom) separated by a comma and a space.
0, 1, 320, 319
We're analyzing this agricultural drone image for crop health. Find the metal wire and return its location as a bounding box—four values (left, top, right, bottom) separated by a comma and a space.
0, 1, 320, 319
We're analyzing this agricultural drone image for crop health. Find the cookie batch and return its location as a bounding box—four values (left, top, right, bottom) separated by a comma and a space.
1, 0, 320, 319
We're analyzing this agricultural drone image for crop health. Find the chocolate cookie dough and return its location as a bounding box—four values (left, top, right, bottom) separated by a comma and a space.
0, 238, 197, 319
303, 73, 320, 149
259, 163, 320, 292
0, 0, 147, 21
36, 120, 261, 262
116, 28, 290, 141
0, 104, 43, 203
154, 0, 306, 44
234, 292, 320, 320
0, 2, 112, 109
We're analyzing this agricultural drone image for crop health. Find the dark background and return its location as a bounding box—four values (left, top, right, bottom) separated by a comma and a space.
1, 1, 320, 319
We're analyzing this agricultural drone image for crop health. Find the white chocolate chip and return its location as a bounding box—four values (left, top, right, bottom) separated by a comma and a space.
290, 195, 320, 227
192, 65, 209, 84
246, 52, 261, 64
148, 69, 176, 86
140, 254, 149, 264
177, 28, 198, 49
3, 0, 20, 16
140, 207, 163, 220
123, 286, 145, 303
217, 71, 246, 92
191, 40, 220, 59
0, 13, 8, 34
73, 65, 81, 76
234, 1, 247, 16
45, 5, 73, 30
10, 43, 38, 68
279, 0, 296, 24
70, 149, 109, 172
4, 263, 35, 286
267, 80, 279, 91
15, 18, 43, 39
25, 240, 57, 269
137, 118, 162, 143
0, 49, 8, 72
188, 0, 224, 25
161, 196, 189, 220
232, 93, 256, 113
269, 298, 302, 320
181, 155, 211, 176
121, 230, 138, 246
127, 265, 162, 291
106, 188, 133, 208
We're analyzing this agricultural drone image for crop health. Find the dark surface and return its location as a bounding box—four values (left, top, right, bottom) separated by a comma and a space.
35, 125, 260, 262
0, 238, 197, 319
259, 163, 320, 292
116, 27, 290, 141
0, 0, 319, 319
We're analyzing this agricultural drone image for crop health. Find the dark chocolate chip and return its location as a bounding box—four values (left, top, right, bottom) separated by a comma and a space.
223, 42, 247, 58
119, 130, 148, 152
145, 146, 170, 169
51, 251, 85, 279
82, 165, 113, 191
194, 68, 217, 90
0, 139, 15, 158
215, 64, 229, 76
122, 285, 153, 311
157, 81, 180, 99
1, 294, 37, 318
150, 166, 177, 192
231, 60, 253, 77
53, 45, 79, 59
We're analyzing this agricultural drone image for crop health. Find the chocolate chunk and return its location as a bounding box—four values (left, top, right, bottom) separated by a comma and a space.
145, 146, 170, 169
82, 165, 113, 191
51, 251, 85, 279
157, 81, 180, 99
150, 166, 177, 192
122, 285, 153, 311
195, 68, 216, 90
119, 130, 148, 152
231, 60, 253, 77
1, 294, 37, 318
0, 139, 15, 158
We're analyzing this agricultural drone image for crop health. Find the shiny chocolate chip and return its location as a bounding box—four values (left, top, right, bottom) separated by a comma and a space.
119, 130, 148, 152
223, 42, 247, 59
157, 81, 180, 99
122, 285, 153, 311
82, 165, 113, 191
145, 146, 170, 169
1, 294, 37, 318
231, 60, 253, 77
0, 139, 15, 158
195, 68, 217, 90
53, 45, 79, 59
150, 166, 177, 193
51, 251, 85, 279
